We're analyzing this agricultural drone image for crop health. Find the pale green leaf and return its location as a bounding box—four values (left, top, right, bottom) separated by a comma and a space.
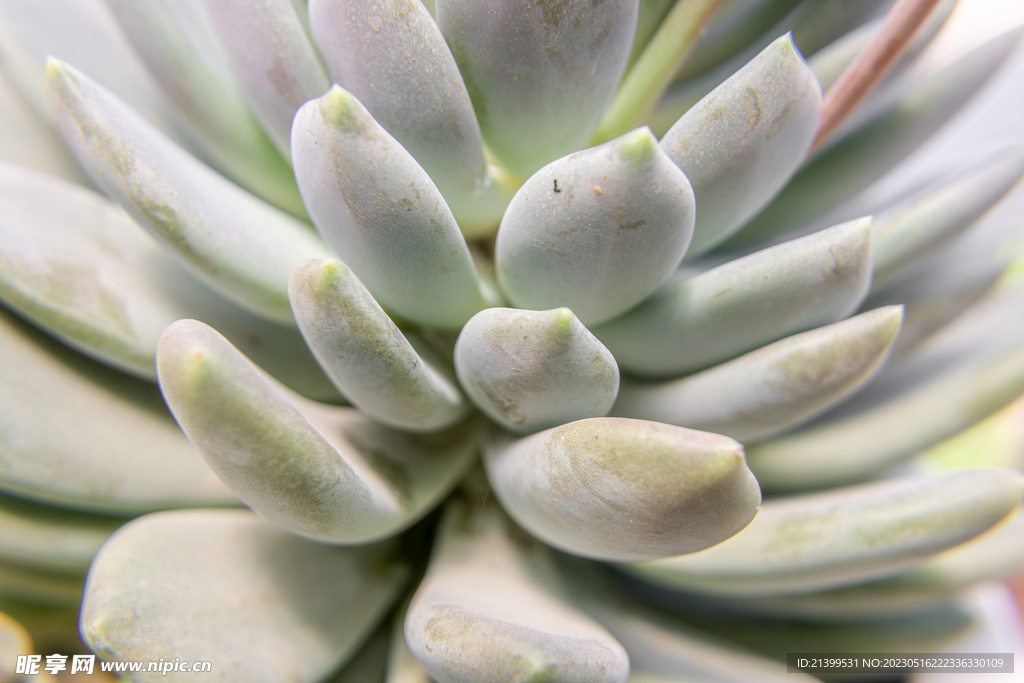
627, 469, 1024, 597
308, 0, 507, 236
872, 145, 1024, 289
454, 307, 619, 434
289, 258, 469, 432
673, 0, 805, 82
868, 260, 1005, 358
729, 29, 1023, 248
81, 509, 410, 683
436, 0, 639, 178
496, 127, 695, 326
594, 217, 872, 377
157, 319, 479, 544
45, 59, 334, 325
660, 34, 822, 257
386, 604, 429, 683
291, 87, 492, 330
567, 564, 822, 683
748, 340, 1024, 491
0, 68, 90, 186
0, 164, 339, 399
613, 306, 903, 443
404, 497, 630, 683
485, 418, 760, 562
711, 505, 1024, 621
205, 0, 331, 158
107, 0, 307, 217
0, 307, 235, 514
642, 0, 813, 137
0, 493, 125, 575
0, 0, 185, 143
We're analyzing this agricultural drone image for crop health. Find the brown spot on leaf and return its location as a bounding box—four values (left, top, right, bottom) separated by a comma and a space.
588, 18, 613, 60
743, 87, 762, 137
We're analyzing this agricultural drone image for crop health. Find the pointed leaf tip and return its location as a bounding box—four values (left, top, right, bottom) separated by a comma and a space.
660, 33, 822, 257
594, 216, 874, 377
45, 58, 333, 325
628, 469, 1024, 597
614, 305, 904, 443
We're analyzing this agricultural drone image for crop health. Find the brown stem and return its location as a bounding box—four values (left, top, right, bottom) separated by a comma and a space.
811, 0, 945, 154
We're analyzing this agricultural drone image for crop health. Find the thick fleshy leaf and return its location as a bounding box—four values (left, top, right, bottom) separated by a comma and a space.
729, 29, 1023, 247
106, 0, 307, 217
872, 146, 1024, 289
81, 509, 410, 683
485, 418, 760, 562
748, 341, 1024, 491
496, 127, 695, 326
594, 217, 873, 377
289, 259, 469, 432
0, 67, 91, 186
0, 0, 184, 142
205, 0, 331, 157
454, 308, 619, 434
308, 0, 506, 235
157, 320, 479, 544
292, 87, 492, 330
709, 506, 1024, 621
0, 307, 235, 514
0, 164, 338, 399
749, 274, 1024, 489
436, 0, 639, 178
627, 470, 1024, 597
404, 497, 631, 683
0, 493, 125, 575
613, 306, 903, 443
45, 59, 333, 325
660, 34, 822, 257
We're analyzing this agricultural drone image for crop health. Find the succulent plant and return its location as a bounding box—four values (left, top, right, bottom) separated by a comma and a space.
0, 0, 1024, 681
